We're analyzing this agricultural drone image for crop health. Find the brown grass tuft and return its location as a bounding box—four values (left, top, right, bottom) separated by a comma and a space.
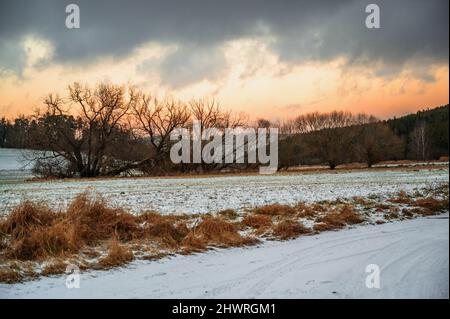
41, 259, 67, 276
389, 191, 413, 204
314, 204, 364, 232
98, 238, 134, 268
294, 203, 318, 218
145, 221, 189, 248
66, 193, 139, 243
272, 220, 311, 240
192, 217, 257, 248
0, 268, 23, 284
217, 209, 239, 220
242, 214, 273, 229
181, 232, 207, 253
413, 197, 449, 215
252, 204, 296, 216
0, 200, 59, 240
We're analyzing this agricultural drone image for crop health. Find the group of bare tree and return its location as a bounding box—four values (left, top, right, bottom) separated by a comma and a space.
1, 82, 447, 178
263, 111, 404, 169
23, 83, 250, 177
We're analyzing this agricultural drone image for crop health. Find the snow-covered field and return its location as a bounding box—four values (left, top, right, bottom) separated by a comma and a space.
1, 168, 448, 215
1, 214, 447, 299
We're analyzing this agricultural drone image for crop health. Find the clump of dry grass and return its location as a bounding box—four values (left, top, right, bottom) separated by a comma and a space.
241, 214, 273, 229
191, 217, 258, 248
41, 259, 67, 276
98, 238, 134, 268
181, 232, 207, 253
272, 220, 311, 240
352, 196, 372, 206
0, 268, 23, 284
2, 183, 446, 283
375, 203, 393, 212
145, 220, 189, 248
66, 193, 139, 243
294, 203, 318, 218
389, 191, 413, 204
0, 200, 59, 240
252, 204, 296, 216
413, 197, 449, 215
217, 209, 239, 220
5, 222, 79, 260
314, 204, 364, 232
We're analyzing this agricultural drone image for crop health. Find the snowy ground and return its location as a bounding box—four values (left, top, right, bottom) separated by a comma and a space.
1, 168, 448, 215
1, 214, 447, 299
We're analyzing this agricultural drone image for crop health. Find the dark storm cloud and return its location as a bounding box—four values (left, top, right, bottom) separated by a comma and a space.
0, 0, 448, 86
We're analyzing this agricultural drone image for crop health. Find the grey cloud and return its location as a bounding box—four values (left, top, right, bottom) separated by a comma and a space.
0, 0, 448, 86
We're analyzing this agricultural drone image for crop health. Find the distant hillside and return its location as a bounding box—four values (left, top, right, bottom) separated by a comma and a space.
387, 105, 449, 159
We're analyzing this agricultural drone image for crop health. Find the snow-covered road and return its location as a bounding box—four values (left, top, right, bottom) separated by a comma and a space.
1, 214, 448, 299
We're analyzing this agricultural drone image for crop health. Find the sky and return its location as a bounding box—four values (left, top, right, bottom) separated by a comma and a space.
0, 0, 448, 121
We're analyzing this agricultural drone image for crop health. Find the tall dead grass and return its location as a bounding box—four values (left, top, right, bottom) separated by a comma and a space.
252, 204, 296, 216
314, 204, 364, 232
272, 220, 311, 240
98, 238, 134, 268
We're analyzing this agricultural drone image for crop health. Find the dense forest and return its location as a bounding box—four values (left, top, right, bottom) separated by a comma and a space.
0, 83, 448, 178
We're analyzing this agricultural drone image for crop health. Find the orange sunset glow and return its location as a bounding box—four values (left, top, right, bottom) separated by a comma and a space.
0, 1, 448, 120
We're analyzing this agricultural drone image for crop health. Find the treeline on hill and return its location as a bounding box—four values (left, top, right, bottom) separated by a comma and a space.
0, 82, 448, 178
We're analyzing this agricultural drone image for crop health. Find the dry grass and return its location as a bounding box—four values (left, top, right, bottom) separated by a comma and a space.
352, 196, 372, 206
413, 197, 449, 215
181, 232, 207, 253
252, 204, 296, 216
1, 183, 447, 283
389, 191, 413, 204
191, 217, 258, 248
272, 220, 311, 240
242, 214, 273, 229
98, 238, 134, 268
314, 205, 364, 232
217, 209, 239, 220
41, 259, 67, 276
66, 193, 140, 243
145, 220, 189, 248
0, 268, 23, 284
0, 200, 59, 240
294, 203, 318, 218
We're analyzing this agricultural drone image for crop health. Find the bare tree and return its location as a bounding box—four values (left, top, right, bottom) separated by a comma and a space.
131, 95, 190, 173
28, 82, 140, 177
410, 121, 429, 161
354, 121, 404, 167
188, 98, 248, 172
